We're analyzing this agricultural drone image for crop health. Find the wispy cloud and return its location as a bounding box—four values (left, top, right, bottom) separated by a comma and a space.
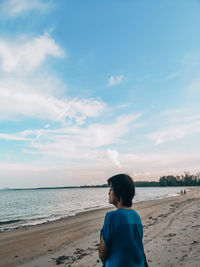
165, 71, 181, 80
148, 109, 200, 145
0, 85, 106, 122
27, 113, 140, 150
108, 74, 124, 87
0, 33, 64, 72
0, 113, 141, 162
0, 133, 30, 141
0, 0, 50, 16
186, 77, 200, 96
149, 126, 186, 145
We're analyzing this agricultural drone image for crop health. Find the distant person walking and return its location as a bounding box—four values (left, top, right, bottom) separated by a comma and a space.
181, 190, 183, 195
99, 174, 148, 267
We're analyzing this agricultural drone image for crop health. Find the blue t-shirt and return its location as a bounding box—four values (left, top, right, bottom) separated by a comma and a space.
101, 209, 145, 267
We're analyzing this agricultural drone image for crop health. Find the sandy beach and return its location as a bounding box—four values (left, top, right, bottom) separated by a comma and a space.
0, 187, 200, 267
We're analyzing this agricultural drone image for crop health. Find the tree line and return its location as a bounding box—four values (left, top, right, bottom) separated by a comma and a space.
135, 172, 200, 187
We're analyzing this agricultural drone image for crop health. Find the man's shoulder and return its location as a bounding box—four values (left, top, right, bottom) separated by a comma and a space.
105, 210, 119, 220
106, 210, 116, 216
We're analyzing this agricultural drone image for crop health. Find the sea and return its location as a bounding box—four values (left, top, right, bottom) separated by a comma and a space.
0, 187, 189, 232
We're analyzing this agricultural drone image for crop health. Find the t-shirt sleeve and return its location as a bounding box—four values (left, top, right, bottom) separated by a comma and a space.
101, 212, 113, 247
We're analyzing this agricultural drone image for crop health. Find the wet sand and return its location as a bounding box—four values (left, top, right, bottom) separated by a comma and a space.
0, 187, 200, 267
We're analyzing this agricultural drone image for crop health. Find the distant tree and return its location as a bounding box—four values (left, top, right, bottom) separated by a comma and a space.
159, 172, 200, 186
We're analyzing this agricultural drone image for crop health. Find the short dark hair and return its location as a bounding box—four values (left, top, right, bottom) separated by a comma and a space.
107, 174, 135, 207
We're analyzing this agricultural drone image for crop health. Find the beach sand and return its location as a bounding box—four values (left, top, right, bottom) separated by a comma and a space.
0, 187, 200, 267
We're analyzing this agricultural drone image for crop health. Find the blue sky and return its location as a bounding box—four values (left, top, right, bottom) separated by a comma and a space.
0, 0, 200, 188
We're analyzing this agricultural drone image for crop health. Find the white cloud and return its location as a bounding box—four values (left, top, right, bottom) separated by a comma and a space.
0, 85, 106, 122
45, 124, 50, 128
108, 74, 124, 86
0, 0, 49, 16
0, 33, 64, 72
106, 149, 121, 167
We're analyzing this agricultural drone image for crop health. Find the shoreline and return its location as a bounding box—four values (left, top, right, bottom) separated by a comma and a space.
0, 187, 199, 266
0, 205, 112, 233
0, 186, 189, 233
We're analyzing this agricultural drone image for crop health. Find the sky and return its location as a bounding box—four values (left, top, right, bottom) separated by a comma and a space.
0, 0, 200, 188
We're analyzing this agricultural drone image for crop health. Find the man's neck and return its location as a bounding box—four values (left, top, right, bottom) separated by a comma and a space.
115, 202, 132, 209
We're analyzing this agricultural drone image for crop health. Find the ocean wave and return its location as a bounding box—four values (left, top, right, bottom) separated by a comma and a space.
0, 219, 22, 225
